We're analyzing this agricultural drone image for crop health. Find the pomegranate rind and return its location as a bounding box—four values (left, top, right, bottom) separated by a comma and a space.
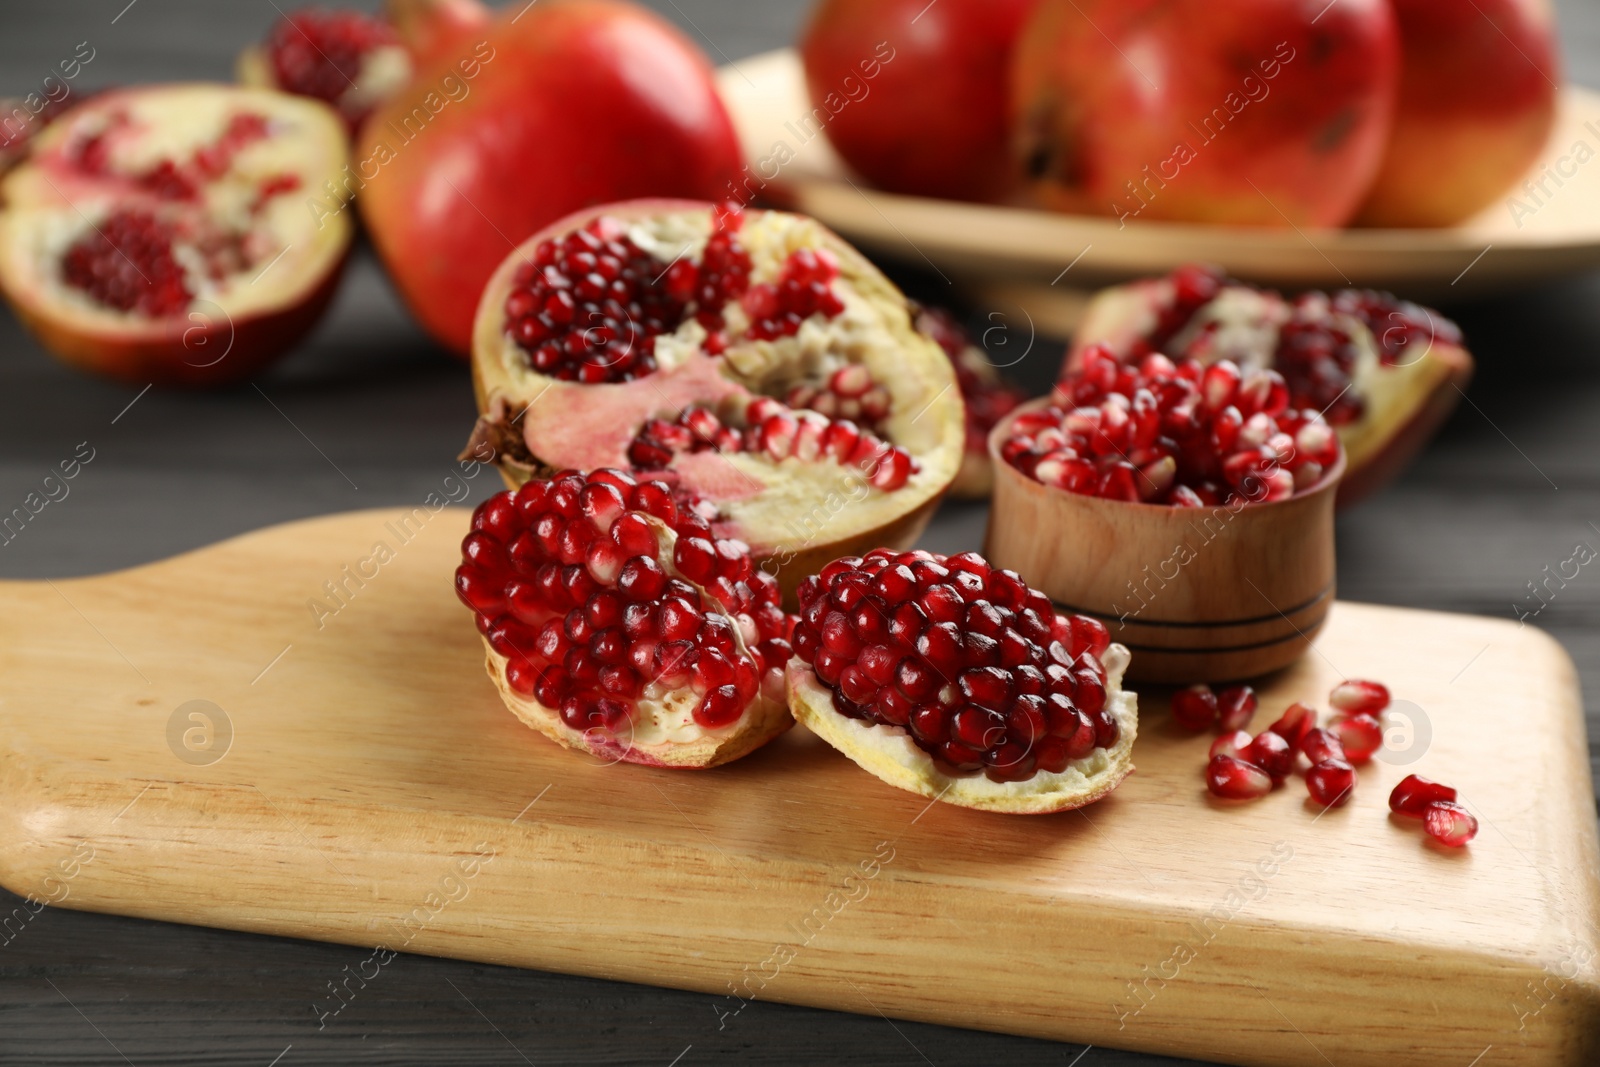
0, 84, 355, 387
785, 647, 1138, 815
470, 199, 965, 594
236, 40, 412, 131
1069, 277, 1473, 507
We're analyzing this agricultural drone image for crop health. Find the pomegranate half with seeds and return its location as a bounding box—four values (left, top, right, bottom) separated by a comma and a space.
0, 84, 353, 386
456, 469, 794, 768
466, 200, 964, 600
1069, 266, 1473, 505
785, 549, 1137, 814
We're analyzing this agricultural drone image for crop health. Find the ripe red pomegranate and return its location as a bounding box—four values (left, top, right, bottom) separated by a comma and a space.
356, 0, 742, 357
1069, 266, 1473, 505
1358, 0, 1560, 227
466, 201, 964, 600
0, 85, 353, 387
1002, 344, 1340, 506
238, 1, 491, 131
913, 306, 1027, 497
455, 469, 794, 767
799, 0, 1040, 202
1011, 0, 1399, 227
786, 549, 1138, 814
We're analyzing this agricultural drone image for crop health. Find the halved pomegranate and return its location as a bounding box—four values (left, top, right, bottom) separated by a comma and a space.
914, 305, 1027, 498
465, 200, 964, 600
1068, 265, 1473, 505
455, 469, 794, 768
0, 84, 353, 386
785, 549, 1137, 814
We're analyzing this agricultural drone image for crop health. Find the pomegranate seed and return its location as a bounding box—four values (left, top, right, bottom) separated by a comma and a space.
1268, 702, 1317, 748
1330, 713, 1383, 764
1216, 685, 1257, 732
1422, 801, 1477, 847
1209, 729, 1252, 760
1306, 759, 1355, 808
1329, 679, 1391, 715
1299, 727, 1344, 765
1171, 684, 1217, 731
62, 208, 193, 316
1206, 754, 1272, 800
265, 8, 398, 110
1243, 731, 1294, 781
1388, 774, 1457, 817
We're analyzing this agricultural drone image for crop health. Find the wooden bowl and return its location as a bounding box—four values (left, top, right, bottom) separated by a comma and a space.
984, 399, 1344, 684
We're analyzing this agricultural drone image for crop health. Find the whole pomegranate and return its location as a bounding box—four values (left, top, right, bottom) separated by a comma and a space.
1011, 0, 1400, 227
1357, 0, 1560, 227
356, 0, 742, 356
800, 0, 1040, 202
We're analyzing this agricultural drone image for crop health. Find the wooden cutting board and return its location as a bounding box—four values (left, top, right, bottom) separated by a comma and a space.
2, 508, 1597, 1067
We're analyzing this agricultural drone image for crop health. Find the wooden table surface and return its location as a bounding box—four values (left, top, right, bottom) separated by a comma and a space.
1, 2, 1598, 1065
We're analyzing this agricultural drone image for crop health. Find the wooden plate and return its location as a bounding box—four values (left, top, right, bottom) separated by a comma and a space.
717, 50, 1600, 304
1, 509, 1597, 1066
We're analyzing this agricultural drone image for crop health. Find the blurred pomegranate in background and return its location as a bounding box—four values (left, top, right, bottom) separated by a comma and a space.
800, 0, 1041, 202
1356, 0, 1560, 227
1011, 0, 1400, 227
354, 0, 743, 357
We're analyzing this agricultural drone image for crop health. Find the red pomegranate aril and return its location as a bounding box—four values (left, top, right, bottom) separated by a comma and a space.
1216, 685, 1257, 732
1330, 678, 1391, 715
1330, 712, 1383, 764
1207, 754, 1273, 800
1306, 758, 1356, 808
1210, 729, 1252, 760
1422, 801, 1478, 847
1268, 702, 1318, 748
1171, 684, 1218, 731
62, 207, 193, 316
1389, 774, 1458, 817
1243, 730, 1295, 781
1299, 727, 1345, 766
265, 8, 398, 111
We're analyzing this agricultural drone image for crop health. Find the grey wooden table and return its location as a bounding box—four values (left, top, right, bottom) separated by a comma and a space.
2, 2, 1598, 1064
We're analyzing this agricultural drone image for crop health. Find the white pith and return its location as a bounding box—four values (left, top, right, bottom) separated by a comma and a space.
788, 643, 1139, 814
472, 204, 964, 556
0, 85, 352, 332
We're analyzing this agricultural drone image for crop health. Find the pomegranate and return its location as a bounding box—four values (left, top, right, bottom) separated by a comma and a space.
1011, 0, 1399, 227
1389, 774, 1457, 817
1002, 344, 1339, 506
914, 306, 1027, 498
1357, 0, 1560, 227
465, 201, 964, 601
799, 0, 1039, 202
1068, 266, 1473, 505
785, 549, 1137, 814
0, 85, 353, 387
356, 0, 742, 357
455, 469, 793, 767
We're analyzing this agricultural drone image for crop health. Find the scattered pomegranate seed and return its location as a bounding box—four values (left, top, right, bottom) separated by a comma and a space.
1306, 758, 1356, 808
1209, 729, 1252, 761
266, 8, 400, 110
61, 208, 192, 316
1004, 344, 1337, 506
1216, 684, 1257, 732
1389, 774, 1457, 817
1171, 684, 1217, 731
1267, 702, 1318, 748
794, 549, 1119, 783
1422, 800, 1478, 847
1329, 678, 1391, 715
456, 470, 793, 737
1298, 727, 1345, 766
1330, 712, 1383, 764
1242, 730, 1294, 781
1206, 754, 1273, 800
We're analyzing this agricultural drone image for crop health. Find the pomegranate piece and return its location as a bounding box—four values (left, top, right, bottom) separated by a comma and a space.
1206, 755, 1272, 801
261, 8, 407, 127
1067, 268, 1472, 506
0, 85, 354, 387
1330, 712, 1384, 765
465, 201, 965, 600
1209, 729, 1252, 761
914, 305, 1026, 499
1267, 702, 1318, 749
1389, 774, 1457, 817
1306, 759, 1356, 808
1298, 727, 1345, 766
786, 549, 1137, 814
1171, 684, 1217, 732
1242, 731, 1294, 782
1329, 678, 1391, 715
456, 469, 794, 768
1216, 684, 1257, 732
1003, 344, 1339, 506
1422, 800, 1478, 847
